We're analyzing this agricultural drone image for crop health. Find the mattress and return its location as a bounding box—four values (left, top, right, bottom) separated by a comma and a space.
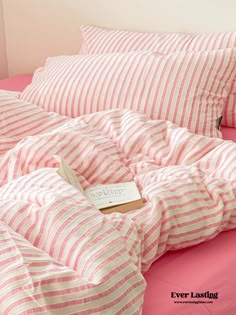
1, 74, 236, 315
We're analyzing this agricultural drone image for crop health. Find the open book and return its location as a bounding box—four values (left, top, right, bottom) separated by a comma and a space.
56, 157, 144, 214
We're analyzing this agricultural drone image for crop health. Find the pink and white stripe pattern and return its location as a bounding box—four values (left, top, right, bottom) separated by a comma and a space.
0, 90, 70, 155
1, 93, 236, 313
80, 25, 236, 128
20, 48, 236, 138
80, 25, 236, 55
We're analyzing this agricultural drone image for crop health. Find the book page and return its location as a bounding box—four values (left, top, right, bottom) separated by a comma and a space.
55, 156, 84, 192
56, 157, 143, 212
84, 182, 142, 209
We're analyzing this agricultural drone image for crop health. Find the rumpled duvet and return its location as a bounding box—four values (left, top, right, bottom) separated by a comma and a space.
0, 91, 236, 314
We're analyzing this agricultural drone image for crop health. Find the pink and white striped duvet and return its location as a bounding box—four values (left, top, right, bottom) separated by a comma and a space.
1, 91, 236, 314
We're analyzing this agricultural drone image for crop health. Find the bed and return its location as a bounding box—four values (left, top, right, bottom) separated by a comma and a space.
0, 25, 236, 315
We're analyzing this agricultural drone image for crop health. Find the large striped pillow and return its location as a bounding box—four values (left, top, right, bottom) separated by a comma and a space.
80, 25, 236, 128
20, 49, 236, 138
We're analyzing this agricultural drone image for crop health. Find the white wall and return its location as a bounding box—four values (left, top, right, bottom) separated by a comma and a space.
2, 0, 236, 76
0, 0, 8, 78
76, 0, 236, 33
3, 0, 82, 76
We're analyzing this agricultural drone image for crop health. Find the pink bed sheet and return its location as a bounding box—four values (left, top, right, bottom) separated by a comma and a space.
221, 126, 236, 142
1, 74, 236, 315
0, 74, 32, 91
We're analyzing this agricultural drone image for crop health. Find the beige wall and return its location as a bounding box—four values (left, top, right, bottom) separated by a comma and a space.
76, 0, 236, 32
0, 0, 8, 78
3, 0, 81, 76
2, 0, 236, 76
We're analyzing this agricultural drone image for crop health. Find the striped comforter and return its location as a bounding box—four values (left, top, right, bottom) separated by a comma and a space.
0, 91, 236, 314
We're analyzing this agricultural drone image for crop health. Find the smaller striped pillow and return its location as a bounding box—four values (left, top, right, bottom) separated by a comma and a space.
20, 49, 236, 138
80, 25, 236, 128
80, 25, 236, 55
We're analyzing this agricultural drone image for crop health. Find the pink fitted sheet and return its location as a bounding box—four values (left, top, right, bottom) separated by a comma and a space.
1, 74, 236, 314
221, 126, 236, 142
0, 74, 32, 91
143, 229, 236, 315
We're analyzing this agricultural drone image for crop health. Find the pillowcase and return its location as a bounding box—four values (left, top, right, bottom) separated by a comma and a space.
80, 25, 236, 55
80, 25, 236, 128
20, 48, 236, 138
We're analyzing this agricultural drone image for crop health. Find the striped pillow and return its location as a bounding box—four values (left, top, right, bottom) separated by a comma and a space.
80, 25, 236, 128
20, 49, 236, 138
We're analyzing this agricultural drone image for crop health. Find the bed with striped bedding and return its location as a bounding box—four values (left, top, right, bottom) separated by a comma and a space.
1, 90, 236, 314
